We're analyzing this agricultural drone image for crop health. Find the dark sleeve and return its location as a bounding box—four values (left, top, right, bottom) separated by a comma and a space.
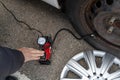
0, 46, 25, 76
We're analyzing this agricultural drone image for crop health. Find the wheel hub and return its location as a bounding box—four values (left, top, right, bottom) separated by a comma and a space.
84, 0, 120, 48
113, 20, 120, 29
90, 75, 105, 80
93, 12, 120, 46
91, 76, 105, 80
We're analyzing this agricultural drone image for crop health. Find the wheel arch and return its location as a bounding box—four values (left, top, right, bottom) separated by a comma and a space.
58, 0, 66, 12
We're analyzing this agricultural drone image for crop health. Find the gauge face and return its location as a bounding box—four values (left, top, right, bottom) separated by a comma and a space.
38, 37, 46, 45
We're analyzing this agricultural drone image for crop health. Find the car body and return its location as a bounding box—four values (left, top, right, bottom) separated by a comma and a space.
42, 0, 61, 9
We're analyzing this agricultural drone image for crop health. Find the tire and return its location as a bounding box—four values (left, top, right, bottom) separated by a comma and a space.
65, 0, 120, 58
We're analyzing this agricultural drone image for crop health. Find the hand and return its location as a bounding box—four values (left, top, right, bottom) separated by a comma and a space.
18, 47, 44, 62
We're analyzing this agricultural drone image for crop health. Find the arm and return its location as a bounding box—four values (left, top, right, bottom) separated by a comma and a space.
0, 46, 24, 76
0, 46, 44, 76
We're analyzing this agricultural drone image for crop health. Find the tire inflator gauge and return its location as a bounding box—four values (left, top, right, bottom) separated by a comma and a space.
37, 36, 52, 65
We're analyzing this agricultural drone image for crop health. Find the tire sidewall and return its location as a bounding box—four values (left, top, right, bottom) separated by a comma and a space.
65, 0, 120, 58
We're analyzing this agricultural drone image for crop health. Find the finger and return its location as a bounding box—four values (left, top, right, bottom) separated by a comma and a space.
33, 57, 40, 60
31, 50, 44, 54
28, 48, 39, 51
25, 48, 36, 51
32, 53, 44, 57
22, 48, 44, 54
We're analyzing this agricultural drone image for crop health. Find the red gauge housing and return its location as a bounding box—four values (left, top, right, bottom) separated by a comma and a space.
38, 36, 52, 65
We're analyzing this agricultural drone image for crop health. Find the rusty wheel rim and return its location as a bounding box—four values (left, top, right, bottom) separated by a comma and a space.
84, 0, 120, 47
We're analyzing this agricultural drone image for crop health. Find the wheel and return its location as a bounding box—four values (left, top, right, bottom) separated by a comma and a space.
65, 0, 120, 57
60, 50, 120, 80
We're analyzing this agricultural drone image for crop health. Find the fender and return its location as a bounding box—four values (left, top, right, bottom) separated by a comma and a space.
42, 0, 61, 9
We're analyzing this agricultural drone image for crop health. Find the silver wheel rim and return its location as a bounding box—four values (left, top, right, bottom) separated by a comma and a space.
60, 50, 120, 80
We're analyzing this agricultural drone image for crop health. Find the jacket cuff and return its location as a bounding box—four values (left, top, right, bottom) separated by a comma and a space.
4, 47, 25, 74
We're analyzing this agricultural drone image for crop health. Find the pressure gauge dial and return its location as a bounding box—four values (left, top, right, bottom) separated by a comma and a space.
38, 37, 46, 45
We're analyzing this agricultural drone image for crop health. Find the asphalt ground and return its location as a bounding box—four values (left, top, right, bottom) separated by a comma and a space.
0, 0, 93, 80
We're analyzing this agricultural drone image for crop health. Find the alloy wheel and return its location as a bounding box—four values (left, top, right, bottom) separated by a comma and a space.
60, 50, 120, 80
